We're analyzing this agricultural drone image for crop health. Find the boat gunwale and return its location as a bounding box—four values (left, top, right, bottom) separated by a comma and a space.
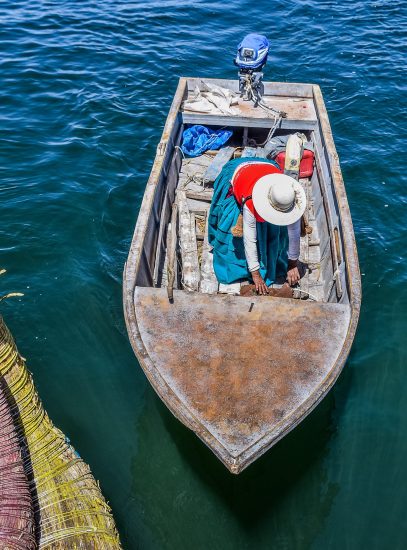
123, 77, 362, 473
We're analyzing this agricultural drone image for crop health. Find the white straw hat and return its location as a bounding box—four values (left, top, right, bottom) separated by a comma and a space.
252, 173, 306, 226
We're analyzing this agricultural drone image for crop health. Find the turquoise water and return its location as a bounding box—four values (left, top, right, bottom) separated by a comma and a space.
1, 1, 406, 548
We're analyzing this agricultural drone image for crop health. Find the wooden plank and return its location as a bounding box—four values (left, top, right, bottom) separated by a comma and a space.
161, 247, 168, 288
166, 201, 179, 301
182, 155, 213, 170
186, 154, 213, 165
283, 135, 326, 301
241, 147, 257, 157
182, 89, 317, 125
203, 146, 235, 183
299, 280, 325, 302
314, 202, 330, 264
309, 171, 323, 218
243, 127, 249, 146
184, 181, 207, 193
152, 145, 182, 286
314, 144, 343, 300
185, 190, 213, 202
194, 213, 206, 241
179, 155, 212, 186
182, 112, 317, 131
177, 190, 200, 291
218, 282, 241, 295
321, 251, 335, 300
187, 198, 211, 213
200, 216, 218, 294
152, 189, 170, 286
313, 84, 361, 304
185, 78, 314, 98
300, 229, 320, 262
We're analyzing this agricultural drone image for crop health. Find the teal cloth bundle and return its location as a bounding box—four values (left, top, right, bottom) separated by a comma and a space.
208, 157, 288, 285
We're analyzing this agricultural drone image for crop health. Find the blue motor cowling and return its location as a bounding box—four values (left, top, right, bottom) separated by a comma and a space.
235, 34, 270, 102
235, 34, 269, 71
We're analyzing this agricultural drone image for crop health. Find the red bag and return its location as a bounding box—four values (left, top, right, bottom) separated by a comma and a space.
275, 149, 314, 178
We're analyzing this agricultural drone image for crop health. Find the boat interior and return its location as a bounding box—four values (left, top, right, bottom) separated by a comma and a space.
135, 79, 349, 305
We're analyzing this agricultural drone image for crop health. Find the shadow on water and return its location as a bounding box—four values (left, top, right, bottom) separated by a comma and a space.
132, 357, 354, 547
159, 396, 335, 526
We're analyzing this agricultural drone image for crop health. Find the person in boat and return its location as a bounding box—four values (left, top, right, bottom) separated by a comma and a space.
208, 157, 306, 295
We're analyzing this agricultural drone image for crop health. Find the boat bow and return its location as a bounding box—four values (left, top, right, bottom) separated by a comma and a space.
130, 287, 351, 473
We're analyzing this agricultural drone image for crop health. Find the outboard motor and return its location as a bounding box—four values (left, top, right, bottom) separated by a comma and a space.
234, 34, 269, 102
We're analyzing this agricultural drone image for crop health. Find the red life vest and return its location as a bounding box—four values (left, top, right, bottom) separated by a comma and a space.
232, 162, 282, 222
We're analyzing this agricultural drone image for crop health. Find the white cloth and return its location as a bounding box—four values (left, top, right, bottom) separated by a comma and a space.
243, 204, 301, 272
182, 82, 239, 116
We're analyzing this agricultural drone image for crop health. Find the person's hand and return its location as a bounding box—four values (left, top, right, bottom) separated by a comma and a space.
287, 260, 301, 286
252, 270, 269, 295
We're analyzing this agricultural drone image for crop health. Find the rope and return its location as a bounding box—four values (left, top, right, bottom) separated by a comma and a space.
174, 145, 185, 160
248, 114, 282, 149
250, 81, 287, 118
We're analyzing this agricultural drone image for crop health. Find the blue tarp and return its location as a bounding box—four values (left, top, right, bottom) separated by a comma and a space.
181, 125, 232, 157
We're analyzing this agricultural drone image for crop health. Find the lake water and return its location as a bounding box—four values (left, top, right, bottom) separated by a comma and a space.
1, 1, 406, 548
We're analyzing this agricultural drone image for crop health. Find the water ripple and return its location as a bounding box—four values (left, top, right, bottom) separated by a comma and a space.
1, 1, 406, 549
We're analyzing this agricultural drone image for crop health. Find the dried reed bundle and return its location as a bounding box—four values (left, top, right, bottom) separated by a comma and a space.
0, 380, 36, 549
0, 316, 122, 549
